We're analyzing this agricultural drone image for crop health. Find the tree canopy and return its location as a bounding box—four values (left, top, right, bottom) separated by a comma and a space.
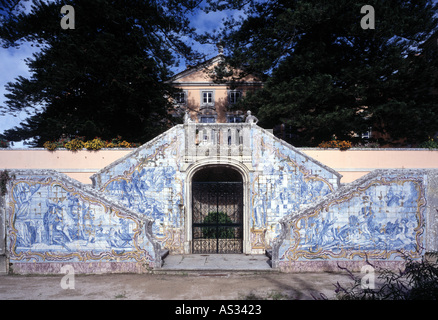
1, 0, 438, 147
202, 0, 438, 146
0, 0, 203, 146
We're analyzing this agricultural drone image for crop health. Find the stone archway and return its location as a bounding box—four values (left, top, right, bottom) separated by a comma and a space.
184, 161, 251, 254
191, 166, 243, 254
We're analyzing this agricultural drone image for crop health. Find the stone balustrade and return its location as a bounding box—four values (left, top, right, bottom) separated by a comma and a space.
184, 123, 252, 163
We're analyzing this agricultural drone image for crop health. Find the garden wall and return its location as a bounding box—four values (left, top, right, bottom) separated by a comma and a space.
272, 169, 438, 272
2, 169, 161, 274
1, 129, 437, 273
1, 148, 437, 184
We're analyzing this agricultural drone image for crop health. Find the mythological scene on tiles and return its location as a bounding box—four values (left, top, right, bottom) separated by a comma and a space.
280, 177, 426, 262
8, 176, 152, 264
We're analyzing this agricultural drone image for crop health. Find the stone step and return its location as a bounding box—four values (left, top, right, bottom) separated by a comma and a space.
158, 254, 273, 273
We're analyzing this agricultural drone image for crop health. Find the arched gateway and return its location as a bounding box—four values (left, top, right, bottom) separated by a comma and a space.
191, 166, 243, 254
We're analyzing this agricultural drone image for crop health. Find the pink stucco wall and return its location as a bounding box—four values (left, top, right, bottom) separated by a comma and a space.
0, 149, 133, 184
1, 148, 437, 184
301, 148, 438, 183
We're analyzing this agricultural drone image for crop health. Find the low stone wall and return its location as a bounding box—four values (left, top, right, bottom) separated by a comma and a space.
1, 136, 437, 274
272, 169, 438, 272
3, 169, 161, 274
302, 148, 438, 183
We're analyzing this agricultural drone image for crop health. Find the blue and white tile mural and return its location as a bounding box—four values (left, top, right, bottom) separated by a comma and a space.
93, 126, 186, 253
6, 172, 156, 271
92, 125, 341, 253
277, 173, 427, 270
249, 129, 341, 250
3, 124, 436, 274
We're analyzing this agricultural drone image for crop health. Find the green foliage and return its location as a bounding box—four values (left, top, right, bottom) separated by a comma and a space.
0, 0, 203, 147
42, 135, 138, 151
84, 138, 106, 151
206, 0, 438, 147
202, 211, 235, 239
318, 140, 352, 151
0, 138, 9, 148
64, 137, 86, 151
419, 137, 438, 149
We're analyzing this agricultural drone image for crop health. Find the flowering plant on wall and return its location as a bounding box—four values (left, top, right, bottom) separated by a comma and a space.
105, 136, 134, 149
43, 136, 139, 151
65, 138, 86, 151
85, 138, 106, 150
318, 140, 352, 151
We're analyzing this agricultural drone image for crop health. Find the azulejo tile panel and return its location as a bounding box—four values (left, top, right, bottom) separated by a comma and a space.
7, 172, 155, 267
2, 125, 437, 273
278, 174, 427, 263
96, 126, 186, 253
249, 128, 341, 249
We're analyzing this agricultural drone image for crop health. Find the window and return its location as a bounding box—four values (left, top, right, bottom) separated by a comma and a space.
229, 91, 242, 104
203, 91, 213, 104
201, 91, 214, 108
227, 115, 243, 123
174, 91, 186, 105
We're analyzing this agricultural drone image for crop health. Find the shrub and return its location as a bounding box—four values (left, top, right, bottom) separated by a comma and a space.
105, 136, 133, 148
43, 141, 58, 151
64, 138, 85, 151
0, 139, 9, 148
318, 140, 352, 150
43, 136, 138, 151
419, 137, 438, 150
117, 140, 132, 148
331, 256, 438, 300
202, 211, 235, 239
85, 137, 106, 150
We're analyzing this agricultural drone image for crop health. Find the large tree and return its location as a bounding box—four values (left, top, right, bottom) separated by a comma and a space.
0, 0, 203, 146
204, 0, 438, 146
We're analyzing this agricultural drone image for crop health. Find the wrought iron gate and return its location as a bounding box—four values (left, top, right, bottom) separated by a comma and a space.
192, 182, 243, 254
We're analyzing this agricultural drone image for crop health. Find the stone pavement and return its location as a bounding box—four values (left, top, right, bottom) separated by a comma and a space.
0, 271, 356, 300
0, 254, 361, 300
161, 254, 273, 271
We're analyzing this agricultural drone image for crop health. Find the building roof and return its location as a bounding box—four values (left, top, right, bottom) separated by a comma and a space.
167, 54, 263, 86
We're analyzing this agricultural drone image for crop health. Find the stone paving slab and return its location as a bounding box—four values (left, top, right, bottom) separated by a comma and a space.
161, 254, 272, 271
0, 271, 356, 300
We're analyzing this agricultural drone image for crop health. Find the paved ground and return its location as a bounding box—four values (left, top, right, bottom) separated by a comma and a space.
161, 254, 273, 271
0, 275, 358, 300
0, 254, 360, 300
0, 272, 357, 300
